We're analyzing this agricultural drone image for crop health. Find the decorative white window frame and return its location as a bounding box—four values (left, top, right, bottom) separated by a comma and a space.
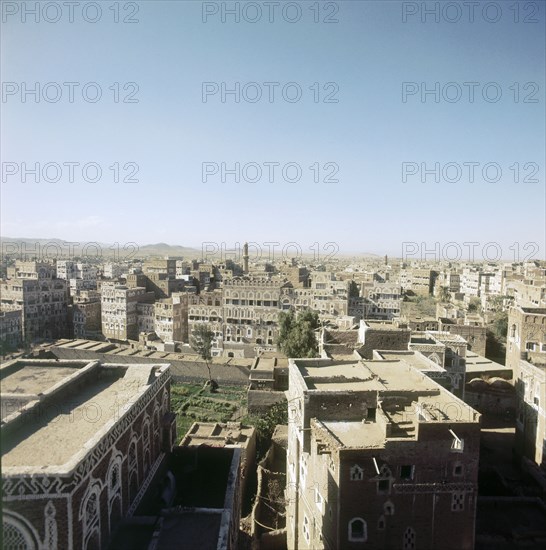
350, 464, 364, 481
2, 510, 41, 550
348, 517, 367, 542
80, 480, 102, 550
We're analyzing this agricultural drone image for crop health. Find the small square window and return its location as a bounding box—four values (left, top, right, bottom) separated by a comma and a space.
378, 479, 390, 494
400, 465, 414, 480
453, 464, 464, 476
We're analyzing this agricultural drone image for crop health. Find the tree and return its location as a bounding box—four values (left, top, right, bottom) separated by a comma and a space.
190, 324, 215, 388
468, 297, 481, 314
492, 312, 508, 342
277, 309, 319, 358
246, 401, 288, 458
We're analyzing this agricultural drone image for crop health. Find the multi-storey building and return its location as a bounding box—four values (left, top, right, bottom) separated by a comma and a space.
102, 262, 124, 280
188, 289, 224, 346
0, 310, 23, 350
143, 259, 177, 278
460, 268, 480, 298
348, 296, 370, 320
279, 265, 310, 288
281, 286, 315, 312
506, 306, 546, 468
515, 357, 546, 467
191, 262, 215, 291
401, 268, 434, 296
71, 290, 102, 339
286, 355, 481, 550
360, 283, 401, 320
1, 358, 175, 550
175, 260, 191, 279
6, 261, 56, 280
308, 272, 349, 316
101, 283, 155, 341
56, 261, 97, 294
223, 277, 282, 348
506, 306, 546, 380
154, 297, 185, 343
437, 320, 487, 357
137, 302, 156, 334
506, 278, 546, 309
126, 272, 188, 300
478, 271, 502, 297
1, 262, 68, 342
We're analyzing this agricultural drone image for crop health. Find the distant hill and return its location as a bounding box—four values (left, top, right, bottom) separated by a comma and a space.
0, 237, 201, 260
0, 237, 383, 261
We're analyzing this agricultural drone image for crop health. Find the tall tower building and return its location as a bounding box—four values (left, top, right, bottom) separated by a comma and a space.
243, 242, 249, 274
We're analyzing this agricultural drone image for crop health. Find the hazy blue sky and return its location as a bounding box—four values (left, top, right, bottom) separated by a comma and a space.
2, 0, 545, 258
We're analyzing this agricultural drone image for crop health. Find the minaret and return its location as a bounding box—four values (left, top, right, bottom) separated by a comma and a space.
243, 242, 249, 274
385, 254, 388, 266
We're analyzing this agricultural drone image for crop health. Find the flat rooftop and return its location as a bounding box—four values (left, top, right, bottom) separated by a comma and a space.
2, 363, 81, 395
430, 332, 468, 345
465, 351, 511, 375
293, 358, 479, 425
321, 420, 385, 448
376, 351, 444, 372
44, 339, 253, 367
365, 321, 405, 331
1, 360, 94, 421
297, 359, 439, 393
2, 361, 168, 474
521, 307, 546, 315
180, 422, 255, 448
299, 360, 383, 391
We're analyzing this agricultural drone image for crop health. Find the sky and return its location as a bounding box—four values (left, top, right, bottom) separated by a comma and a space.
1, 0, 545, 259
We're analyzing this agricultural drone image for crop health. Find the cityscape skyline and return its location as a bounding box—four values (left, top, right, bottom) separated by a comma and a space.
1, 234, 545, 261
2, 2, 545, 547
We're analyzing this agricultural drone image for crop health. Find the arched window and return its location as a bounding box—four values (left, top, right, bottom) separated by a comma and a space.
350, 464, 364, 481
2, 511, 40, 550
108, 453, 123, 533
403, 527, 416, 550
128, 436, 139, 487
377, 515, 386, 531
162, 389, 169, 413
154, 409, 161, 453
110, 462, 120, 492
143, 418, 151, 475
80, 482, 102, 550
377, 465, 393, 494
348, 518, 367, 542
384, 501, 395, 515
